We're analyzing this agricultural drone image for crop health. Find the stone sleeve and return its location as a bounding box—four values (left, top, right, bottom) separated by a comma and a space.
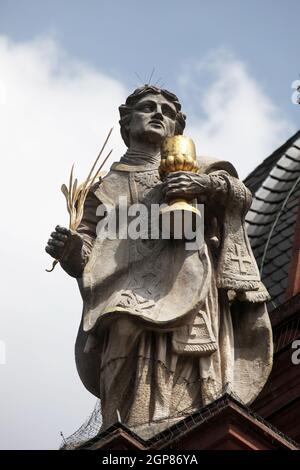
208, 171, 252, 210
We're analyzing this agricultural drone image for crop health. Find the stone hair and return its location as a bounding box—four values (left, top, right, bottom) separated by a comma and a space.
119, 85, 186, 147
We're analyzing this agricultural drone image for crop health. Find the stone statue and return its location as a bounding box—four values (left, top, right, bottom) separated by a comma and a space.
45, 85, 273, 438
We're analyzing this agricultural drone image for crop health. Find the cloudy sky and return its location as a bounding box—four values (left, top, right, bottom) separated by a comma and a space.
0, 0, 299, 449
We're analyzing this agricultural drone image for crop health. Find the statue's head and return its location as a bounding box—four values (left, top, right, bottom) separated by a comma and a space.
119, 85, 186, 147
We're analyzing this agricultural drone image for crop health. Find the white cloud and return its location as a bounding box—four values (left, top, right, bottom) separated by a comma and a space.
178, 50, 296, 178
0, 35, 128, 450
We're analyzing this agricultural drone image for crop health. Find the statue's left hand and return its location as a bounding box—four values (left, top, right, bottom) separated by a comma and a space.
163, 171, 211, 202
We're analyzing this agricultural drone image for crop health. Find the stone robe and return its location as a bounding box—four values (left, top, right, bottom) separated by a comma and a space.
66, 157, 273, 438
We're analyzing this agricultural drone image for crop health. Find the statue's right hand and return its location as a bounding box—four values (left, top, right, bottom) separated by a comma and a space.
45, 225, 79, 260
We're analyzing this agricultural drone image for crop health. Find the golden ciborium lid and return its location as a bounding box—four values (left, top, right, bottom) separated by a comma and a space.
160, 135, 199, 174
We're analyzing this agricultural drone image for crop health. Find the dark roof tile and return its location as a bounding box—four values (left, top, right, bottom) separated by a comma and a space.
244, 130, 300, 312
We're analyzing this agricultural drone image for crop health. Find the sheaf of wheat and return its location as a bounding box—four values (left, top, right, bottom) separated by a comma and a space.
46, 128, 113, 272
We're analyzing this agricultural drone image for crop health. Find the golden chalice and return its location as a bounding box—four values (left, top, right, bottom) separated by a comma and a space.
159, 135, 201, 237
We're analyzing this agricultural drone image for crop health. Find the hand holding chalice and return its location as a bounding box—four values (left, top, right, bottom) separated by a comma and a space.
159, 135, 201, 237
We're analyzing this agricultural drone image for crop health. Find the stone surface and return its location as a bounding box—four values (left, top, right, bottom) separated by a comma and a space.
46, 85, 273, 437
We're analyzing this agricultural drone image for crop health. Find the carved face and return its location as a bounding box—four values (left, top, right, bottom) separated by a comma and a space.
128, 93, 177, 145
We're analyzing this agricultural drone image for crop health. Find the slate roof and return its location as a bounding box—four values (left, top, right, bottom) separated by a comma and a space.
244, 130, 300, 311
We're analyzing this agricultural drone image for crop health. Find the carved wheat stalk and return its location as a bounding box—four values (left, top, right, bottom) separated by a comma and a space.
46, 128, 113, 272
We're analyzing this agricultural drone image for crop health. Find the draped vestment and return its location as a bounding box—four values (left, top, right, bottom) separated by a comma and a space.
65, 157, 273, 438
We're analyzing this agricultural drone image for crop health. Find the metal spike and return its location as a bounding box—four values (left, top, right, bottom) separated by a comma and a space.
134, 72, 143, 85
148, 67, 155, 85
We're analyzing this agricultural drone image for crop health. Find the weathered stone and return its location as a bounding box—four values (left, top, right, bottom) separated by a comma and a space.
46, 85, 273, 438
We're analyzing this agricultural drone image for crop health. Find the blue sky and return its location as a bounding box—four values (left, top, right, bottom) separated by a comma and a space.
1, 0, 299, 123
0, 0, 299, 450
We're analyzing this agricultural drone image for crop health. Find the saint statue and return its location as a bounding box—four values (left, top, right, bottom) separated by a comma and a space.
46, 86, 273, 438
